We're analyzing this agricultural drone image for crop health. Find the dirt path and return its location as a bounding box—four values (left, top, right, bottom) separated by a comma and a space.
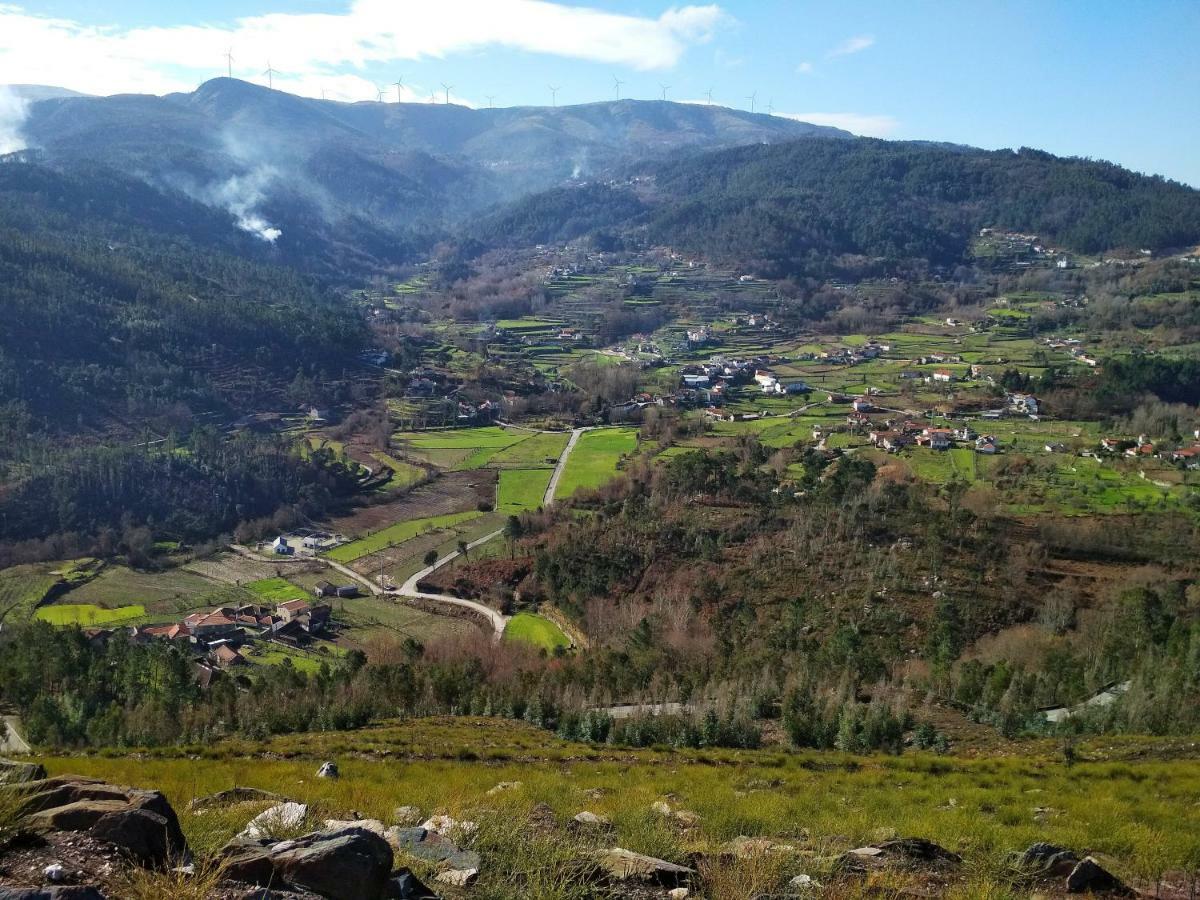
396, 530, 508, 639
543, 427, 586, 506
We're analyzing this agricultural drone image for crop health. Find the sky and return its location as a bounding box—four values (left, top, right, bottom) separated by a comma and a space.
1, 0, 1197, 185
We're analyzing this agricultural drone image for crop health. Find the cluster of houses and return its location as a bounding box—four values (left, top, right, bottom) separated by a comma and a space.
1097, 432, 1200, 468
793, 340, 891, 368
863, 419, 999, 455
1043, 336, 1099, 368
677, 356, 810, 403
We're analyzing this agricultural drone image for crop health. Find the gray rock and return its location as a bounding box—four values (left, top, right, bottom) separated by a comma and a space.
572, 811, 611, 827
0, 758, 47, 784
1066, 856, 1130, 895
433, 868, 478, 888
27, 799, 129, 832
90, 806, 176, 865
595, 848, 694, 886
241, 802, 309, 840
387, 826, 481, 871
1021, 841, 1079, 876
187, 787, 288, 812
835, 838, 960, 874
0, 890, 107, 900
316, 761, 340, 779
485, 781, 521, 795
324, 818, 386, 837
384, 870, 439, 900
392, 806, 423, 827
223, 826, 394, 900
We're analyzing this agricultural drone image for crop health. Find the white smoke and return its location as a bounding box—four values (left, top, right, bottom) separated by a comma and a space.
209, 167, 282, 243
0, 87, 29, 155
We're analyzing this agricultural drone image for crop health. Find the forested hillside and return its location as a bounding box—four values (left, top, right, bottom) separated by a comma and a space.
474, 139, 1200, 276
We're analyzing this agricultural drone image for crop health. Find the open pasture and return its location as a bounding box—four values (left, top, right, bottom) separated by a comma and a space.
554, 428, 639, 499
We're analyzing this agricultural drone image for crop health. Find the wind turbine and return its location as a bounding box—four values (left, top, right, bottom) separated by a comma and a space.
612, 75, 624, 100
659, 83, 670, 101
766, 98, 774, 116
746, 91, 756, 113
441, 82, 453, 104
262, 61, 277, 90
548, 84, 560, 107
485, 94, 496, 108
377, 87, 386, 102
704, 87, 714, 105
224, 48, 235, 79
393, 77, 404, 102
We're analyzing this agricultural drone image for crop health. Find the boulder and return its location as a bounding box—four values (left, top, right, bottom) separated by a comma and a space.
27, 800, 129, 832
595, 848, 694, 886
187, 787, 288, 812
788, 874, 820, 891
385, 869, 439, 900
571, 811, 611, 828
325, 818, 387, 838
1066, 857, 1131, 895
223, 826, 394, 900
836, 838, 960, 874
419, 815, 477, 839
388, 827, 481, 871
1021, 841, 1080, 877
241, 802, 309, 840
392, 806, 423, 827
0, 890, 107, 900
667, 889, 689, 900
89, 807, 175, 866
316, 761, 340, 779
433, 868, 478, 888
0, 758, 47, 784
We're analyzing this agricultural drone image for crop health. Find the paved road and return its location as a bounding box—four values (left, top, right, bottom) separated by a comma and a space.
396, 529, 508, 638
543, 427, 586, 506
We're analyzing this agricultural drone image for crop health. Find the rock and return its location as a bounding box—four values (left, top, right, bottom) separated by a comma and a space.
485, 781, 522, 795
434, 868, 478, 888
0, 758, 47, 784
44, 863, 67, 882
223, 826, 394, 900
27, 800, 128, 832
1021, 842, 1079, 876
316, 761, 339, 779
385, 869, 439, 900
388, 827, 481, 871
187, 787, 288, 812
419, 815, 477, 839
241, 802, 309, 840
595, 848, 694, 886
0, 890, 107, 900
667, 889, 689, 899
89, 807, 176, 865
836, 838, 960, 874
325, 818, 387, 837
788, 874, 820, 891
650, 801, 672, 817
572, 811, 611, 827
1066, 857, 1130, 895
726, 836, 793, 858
392, 806, 423, 827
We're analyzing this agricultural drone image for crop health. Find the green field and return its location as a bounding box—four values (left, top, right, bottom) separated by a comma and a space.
555, 428, 639, 499
245, 577, 309, 603
34, 603, 146, 627
503, 612, 570, 651
0, 565, 62, 624
324, 511, 485, 563
496, 469, 554, 513
369, 452, 426, 489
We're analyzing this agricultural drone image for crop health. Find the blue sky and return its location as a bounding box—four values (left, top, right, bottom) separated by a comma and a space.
2, 0, 1198, 185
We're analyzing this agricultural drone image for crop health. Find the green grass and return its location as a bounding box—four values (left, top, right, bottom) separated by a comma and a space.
34, 603, 146, 626
555, 428, 639, 499
497, 469, 554, 513
324, 511, 485, 563
31, 718, 1200, 898
245, 578, 309, 603
0, 565, 63, 624
503, 612, 570, 651
369, 452, 426, 489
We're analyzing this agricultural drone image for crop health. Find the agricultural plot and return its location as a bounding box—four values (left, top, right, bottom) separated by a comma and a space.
0, 563, 67, 624
60, 565, 241, 613
369, 452, 427, 489
335, 595, 475, 647
554, 428, 639, 499
35, 604, 146, 627
245, 577, 310, 603
496, 468, 554, 513
324, 511, 485, 563
503, 612, 570, 652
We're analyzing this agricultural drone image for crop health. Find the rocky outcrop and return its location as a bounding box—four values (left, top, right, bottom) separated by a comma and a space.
387, 827, 481, 871
186, 786, 289, 812
836, 838, 961, 874
222, 825, 394, 900
594, 848, 694, 886
0, 760, 46, 785
4, 776, 187, 867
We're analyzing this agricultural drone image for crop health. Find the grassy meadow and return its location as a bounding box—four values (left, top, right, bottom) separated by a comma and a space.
503, 612, 570, 651
324, 511, 485, 563
555, 428, 639, 499
22, 718, 1200, 898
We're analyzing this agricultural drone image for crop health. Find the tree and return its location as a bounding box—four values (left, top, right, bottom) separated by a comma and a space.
457, 539, 469, 561
503, 515, 524, 559
423, 549, 438, 567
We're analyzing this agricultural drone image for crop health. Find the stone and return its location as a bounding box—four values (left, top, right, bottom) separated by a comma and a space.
434, 868, 479, 888
667, 889, 689, 899
836, 838, 960, 874
1021, 842, 1079, 876
90, 807, 177, 865
241, 802, 309, 840
572, 811, 611, 827
0, 758, 47, 784
388, 826, 481, 871
187, 787, 288, 812
419, 815, 477, 839
1065, 857, 1130, 895
392, 806, 423, 827
788, 874, 820, 891
385, 869, 439, 900
0, 890, 107, 900
316, 761, 340, 779
485, 781, 522, 795
223, 826, 394, 900
325, 818, 387, 837
595, 848, 694, 886
44, 863, 67, 882
650, 801, 672, 817
28, 800, 129, 832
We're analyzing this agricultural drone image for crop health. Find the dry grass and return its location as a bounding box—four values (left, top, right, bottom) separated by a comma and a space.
114, 854, 230, 900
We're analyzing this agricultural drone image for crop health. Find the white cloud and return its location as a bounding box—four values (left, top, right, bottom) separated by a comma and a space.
0, 1, 728, 99
795, 61, 813, 75
779, 111, 899, 137
827, 34, 875, 58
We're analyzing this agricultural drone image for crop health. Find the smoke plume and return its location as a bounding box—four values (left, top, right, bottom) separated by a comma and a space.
209, 167, 282, 243
0, 87, 29, 155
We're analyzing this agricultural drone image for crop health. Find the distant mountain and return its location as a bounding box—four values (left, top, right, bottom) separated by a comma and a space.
2, 84, 89, 102
15, 78, 846, 272
474, 138, 1200, 276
